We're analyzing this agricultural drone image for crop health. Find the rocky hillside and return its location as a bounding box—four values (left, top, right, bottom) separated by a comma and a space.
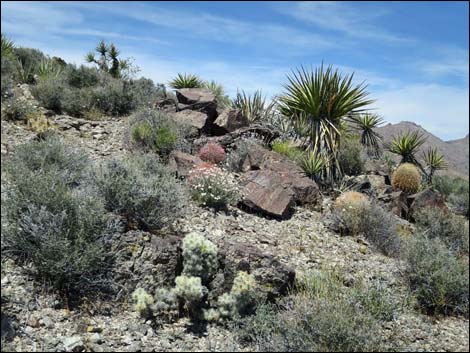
376, 121, 469, 178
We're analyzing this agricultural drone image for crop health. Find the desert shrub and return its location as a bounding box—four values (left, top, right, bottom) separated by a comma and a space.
414, 207, 469, 254
13, 47, 46, 75
1, 74, 14, 100
187, 163, 240, 210
449, 192, 469, 218
182, 232, 218, 283
128, 77, 167, 109
31, 77, 67, 113
90, 77, 135, 116
392, 163, 421, 194
271, 140, 304, 162
234, 270, 397, 352
405, 234, 469, 316
1, 137, 115, 293
203, 80, 231, 108
433, 176, 469, 217
1, 95, 35, 121
338, 135, 364, 176
66, 64, 100, 88
198, 142, 226, 164
94, 154, 188, 231
332, 192, 401, 256
129, 109, 187, 158
26, 112, 56, 137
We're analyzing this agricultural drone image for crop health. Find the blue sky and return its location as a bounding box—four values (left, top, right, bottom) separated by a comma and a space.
1, 1, 468, 140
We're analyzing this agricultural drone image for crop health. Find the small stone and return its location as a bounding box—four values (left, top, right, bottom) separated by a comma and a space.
359, 245, 368, 254
87, 326, 103, 333
88, 333, 103, 344
62, 336, 84, 352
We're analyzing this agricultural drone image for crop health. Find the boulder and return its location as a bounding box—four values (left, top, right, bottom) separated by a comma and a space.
176, 88, 216, 106
344, 174, 391, 195
172, 110, 209, 132
240, 170, 295, 218
167, 151, 203, 178
240, 144, 320, 205
407, 188, 448, 220
213, 109, 248, 134
210, 241, 296, 302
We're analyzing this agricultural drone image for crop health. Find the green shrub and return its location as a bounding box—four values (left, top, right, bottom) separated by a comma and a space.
271, 140, 304, 161
405, 234, 469, 316
94, 154, 188, 231
128, 77, 167, 109
31, 78, 67, 113
128, 109, 187, 158
414, 207, 469, 254
1, 137, 115, 294
66, 64, 100, 88
338, 135, 364, 176
234, 270, 397, 352
433, 176, 469, 217
182, 232, 218, 283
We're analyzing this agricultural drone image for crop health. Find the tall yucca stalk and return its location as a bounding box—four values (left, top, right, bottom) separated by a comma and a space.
387, 130, 427, 167
422, 147, 447, 185
349, 113, 384, 157
278, 65, 374, 181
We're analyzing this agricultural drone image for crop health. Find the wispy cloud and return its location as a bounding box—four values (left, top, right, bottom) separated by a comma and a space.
278, 1, 414, 44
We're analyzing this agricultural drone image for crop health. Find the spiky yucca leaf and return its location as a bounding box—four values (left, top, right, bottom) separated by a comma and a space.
422, 147, 447, 185
349, 113, 384, 157
203, 80, 231, 108
231, 90, 276, 123
169, 73, 204, 89
299, 149, 327, 181
278, 64, 374, 181
37, 59, 63, 80
387, 131, 427, 166
1, 34, 15, 58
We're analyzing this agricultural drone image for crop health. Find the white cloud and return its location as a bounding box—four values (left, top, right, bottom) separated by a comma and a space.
373, 84, 469, 140
278, 1, 414, 44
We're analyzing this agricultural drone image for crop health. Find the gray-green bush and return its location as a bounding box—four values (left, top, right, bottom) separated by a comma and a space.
94, 154, 188, 231
338, 135, 364, 176
1, 137, 116, 294
405, 234, 469, 317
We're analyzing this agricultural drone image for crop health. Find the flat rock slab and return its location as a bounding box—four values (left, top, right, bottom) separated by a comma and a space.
172, 110, 209, 131
240, 169, 295, 219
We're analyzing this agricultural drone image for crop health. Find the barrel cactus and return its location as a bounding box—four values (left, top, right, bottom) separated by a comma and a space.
334, 191, 370, 211
392, 163, 421, 194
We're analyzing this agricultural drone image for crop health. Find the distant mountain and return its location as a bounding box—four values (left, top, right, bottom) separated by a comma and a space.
375, 121, 469, 179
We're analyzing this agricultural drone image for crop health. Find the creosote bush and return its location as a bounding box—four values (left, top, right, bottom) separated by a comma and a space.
129, 109, 188, 158
1, 137, 116, 294
94, 154, 188, 231
392, 163, 421, 194
405, 234, 469, 317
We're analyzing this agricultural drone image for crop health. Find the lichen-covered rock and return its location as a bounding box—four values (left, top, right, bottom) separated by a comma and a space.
172, 110, 209, 132
407, 188, 448, 220
167, 151, 203, 178
213, 109, 248, 134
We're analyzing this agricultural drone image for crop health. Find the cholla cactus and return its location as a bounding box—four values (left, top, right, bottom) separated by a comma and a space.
198, 142, 226, 164
152, 288, 178, 317
174, 275, 207, 303
231, 271, 257, 314
132, 288, 154, 318
392, 163, 421, 194
182, 232, 218, 282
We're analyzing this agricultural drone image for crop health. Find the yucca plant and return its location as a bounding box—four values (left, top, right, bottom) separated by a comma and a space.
231, 90, 276, 123
349, 113, 384, 157
1, 33, 15, 58
169, 73, 204, 89
387, 131, 427, 168
278, 65, 374, 182
15, 59, 34, 84
422, 147, 447, 185
37, 59, 63, 80
299, 149, 327, 182
86, 40, 134, 79
203, 80, 231, 108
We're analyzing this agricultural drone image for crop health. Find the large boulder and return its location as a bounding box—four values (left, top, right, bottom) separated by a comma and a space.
213, 109, 248, 134
172, 110, 210, 133
210, 241, 296, 302
175, 88, 217, 119
240, 170, 296, 218
241, 144, 320, 205
167, 151, 203, 178
407, 188, 448, 220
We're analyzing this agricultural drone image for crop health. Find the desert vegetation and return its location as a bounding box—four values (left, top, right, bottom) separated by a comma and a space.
1, 34, 468, 352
